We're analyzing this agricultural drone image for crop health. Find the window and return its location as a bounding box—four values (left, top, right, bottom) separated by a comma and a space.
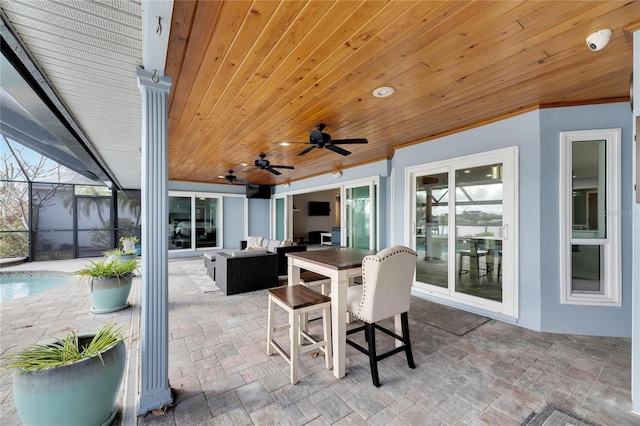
559, 129, 621, 305
168, 192, 222, 251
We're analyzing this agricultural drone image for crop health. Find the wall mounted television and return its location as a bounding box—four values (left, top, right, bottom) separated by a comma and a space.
246, 185, 272, 199
308, 201, 331, 216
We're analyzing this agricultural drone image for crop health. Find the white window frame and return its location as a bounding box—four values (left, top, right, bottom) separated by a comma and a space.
559, 129, 621, 306
168, 191, 224, 252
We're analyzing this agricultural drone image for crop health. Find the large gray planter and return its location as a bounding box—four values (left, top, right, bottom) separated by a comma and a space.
106, 253, 136, 264
89, 273, 133, 314
12, 337, 126, 426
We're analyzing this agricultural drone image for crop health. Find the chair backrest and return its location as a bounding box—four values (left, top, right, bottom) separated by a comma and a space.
459, 239, 479, 256
469, 240, 478, 256
353, 245, 417, 323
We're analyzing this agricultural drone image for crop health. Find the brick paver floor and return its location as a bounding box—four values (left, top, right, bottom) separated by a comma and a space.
1, 257, 637, 425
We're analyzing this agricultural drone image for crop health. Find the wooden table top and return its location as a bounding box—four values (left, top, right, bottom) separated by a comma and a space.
286, 247, 376, 270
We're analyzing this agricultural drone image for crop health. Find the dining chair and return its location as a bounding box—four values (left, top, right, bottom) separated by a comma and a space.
458, 240, 490, 284
345, 245, 417, 387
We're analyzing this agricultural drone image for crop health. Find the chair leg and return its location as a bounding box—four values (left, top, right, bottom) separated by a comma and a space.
290, 310, 299, 384
365, 322, 380, 387
323, 304, 332, 370
266, 295, 274, 355
401, 312, 415, 369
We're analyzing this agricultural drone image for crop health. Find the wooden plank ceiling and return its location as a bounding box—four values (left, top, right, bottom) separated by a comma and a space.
165, 0, 640, 186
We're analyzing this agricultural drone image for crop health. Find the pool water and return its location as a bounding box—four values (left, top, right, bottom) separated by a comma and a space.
0, 275, 72, 302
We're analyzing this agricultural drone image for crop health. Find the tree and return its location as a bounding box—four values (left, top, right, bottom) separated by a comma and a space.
0, 137, 93, 258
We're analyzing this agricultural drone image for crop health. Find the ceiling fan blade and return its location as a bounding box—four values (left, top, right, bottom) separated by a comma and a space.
273, 141, 309, 145
271, 165, 295, 170
298, 145, 316, 156
326, 144, 351, 156
330, 138, 368, 144
266, 167, 281, 175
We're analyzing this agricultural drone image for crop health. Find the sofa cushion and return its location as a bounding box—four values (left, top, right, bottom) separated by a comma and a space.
280, 239, 293, 247
231, 249, 268, 257
266, 239, 281, 253
247, 236, 264, 248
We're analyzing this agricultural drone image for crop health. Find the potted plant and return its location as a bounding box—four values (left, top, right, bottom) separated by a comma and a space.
103, 247, 136, 263
74, 258, 138, 314
119, 235, 138, 252
4, 322, 126, 426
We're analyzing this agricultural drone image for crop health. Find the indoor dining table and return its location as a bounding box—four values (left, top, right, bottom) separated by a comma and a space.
286, 247, 375, 379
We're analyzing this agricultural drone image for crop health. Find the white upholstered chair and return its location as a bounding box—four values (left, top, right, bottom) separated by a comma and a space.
346, 245, 417, 387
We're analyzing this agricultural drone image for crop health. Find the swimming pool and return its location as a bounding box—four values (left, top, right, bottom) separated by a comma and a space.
0, 273, 72, 302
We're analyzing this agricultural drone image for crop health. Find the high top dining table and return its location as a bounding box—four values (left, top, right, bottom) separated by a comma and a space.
286, 247, 375, 379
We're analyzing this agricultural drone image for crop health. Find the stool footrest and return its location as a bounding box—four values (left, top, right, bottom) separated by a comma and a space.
273, 323, 290, 332
270, 340, 290, 363
298, 340, 327, 355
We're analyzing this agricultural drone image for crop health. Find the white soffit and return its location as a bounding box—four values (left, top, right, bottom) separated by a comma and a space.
0, 0, 143, 189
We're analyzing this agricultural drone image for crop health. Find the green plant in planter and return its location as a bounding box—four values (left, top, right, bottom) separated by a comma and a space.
103, 248, 136, 264
4, 322, 127, 426
75, 258, 138, 286
4, 322, 125, 370
103, 247, 135, 256
119, 236, 138, 252
74, 259, 138, 313
119, 236, 138, 244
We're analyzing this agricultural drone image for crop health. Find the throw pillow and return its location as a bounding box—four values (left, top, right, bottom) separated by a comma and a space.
247, 236, 263, 248
280, 239, 293, 247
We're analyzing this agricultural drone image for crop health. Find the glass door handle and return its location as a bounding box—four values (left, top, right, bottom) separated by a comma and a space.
499, 224, 508, 240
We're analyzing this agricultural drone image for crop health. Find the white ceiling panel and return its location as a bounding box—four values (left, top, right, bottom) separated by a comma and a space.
0, 0, 143, 189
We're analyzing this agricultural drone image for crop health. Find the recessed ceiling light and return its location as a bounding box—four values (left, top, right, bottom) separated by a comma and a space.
373, 86, 394, 98
464, 170, 471, 174
240, 163, 248, 167
486, 174, 492, 177
278, 142, 291, 146
217, 175, 224, 179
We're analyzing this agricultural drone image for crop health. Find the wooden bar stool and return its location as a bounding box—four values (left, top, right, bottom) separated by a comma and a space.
266, 285, 332, 384
298, 271, 332, 332
299, 271, 331, 295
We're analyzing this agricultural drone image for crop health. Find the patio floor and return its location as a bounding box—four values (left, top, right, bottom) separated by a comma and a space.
1, 257, 638, 425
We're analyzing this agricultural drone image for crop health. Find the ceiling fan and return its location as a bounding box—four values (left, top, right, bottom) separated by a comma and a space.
249, 153, 294, 176
219, 169, 250, 185
283, 124, 368, 156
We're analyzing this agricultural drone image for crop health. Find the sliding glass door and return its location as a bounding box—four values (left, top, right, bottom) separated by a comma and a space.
168, 192, 222, 251
274, 197, 285, 240
455, 164, 504, 303
407, 147, 518, 317
344, 180, 377, 250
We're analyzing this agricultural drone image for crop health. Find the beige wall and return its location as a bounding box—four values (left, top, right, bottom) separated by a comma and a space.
293, 189, 340, 241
